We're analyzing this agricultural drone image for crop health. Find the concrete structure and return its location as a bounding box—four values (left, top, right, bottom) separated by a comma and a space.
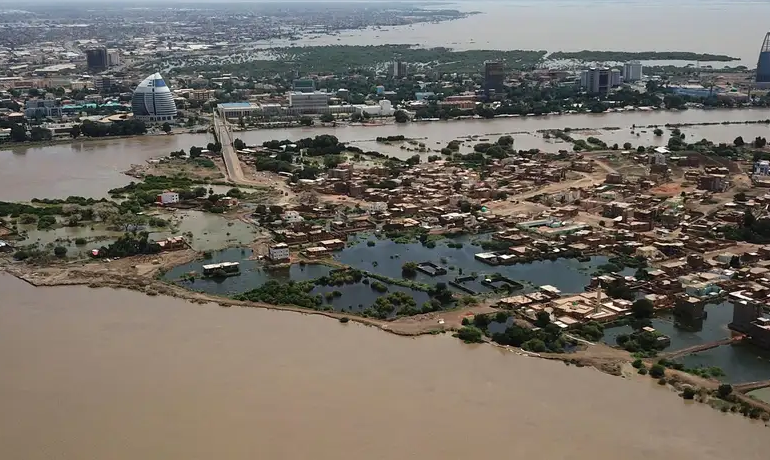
623, 61, 643, 82
393, 60, 408, 78
218, 102, 260, 119
288, 91, 329, 113
24, 99, 61, 119
757, 32, 770, 89
268, 243, 290, 262
131, 73, 177, 123
610, 68, 622, 87
156, 191, 180, 205
107, 50, 121, 67
85, 47, 108, 71
729, 290, 770, 349
754, 160, 770, 176
354, 100, 393, 117
93, 75, 112, 93
580, 68, 615, 95
484, 61, 505, 94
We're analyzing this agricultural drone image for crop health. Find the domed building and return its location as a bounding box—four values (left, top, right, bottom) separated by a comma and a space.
131, 72, 177, 123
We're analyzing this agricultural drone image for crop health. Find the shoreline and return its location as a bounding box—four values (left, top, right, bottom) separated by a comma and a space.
4, 251, 770, 422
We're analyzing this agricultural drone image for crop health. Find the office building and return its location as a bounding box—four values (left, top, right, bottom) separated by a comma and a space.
580, 67, 619, 95
107, 50, 121, 67
24, 99, 61, 119
611, 68, 622, 87
623, 61, 643, 82
393, 60, 408, 78
292, 79, 315, 93
217, 102, 261, 120
93, 75, 112, 93
484, 61, 505, 94
757, 32, 770, 88
131, 72, 177, 123
85, 47, 108, 71
288, 91, 330, 113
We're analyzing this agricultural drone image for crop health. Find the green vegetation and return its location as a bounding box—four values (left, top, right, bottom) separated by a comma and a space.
401, 261, 418, 277
616, 329, 666, 357
189, 45, 548, 76
548, 50, 739, 62
363, 291, 418, 319
235, 280, 320, 309
649, 364, 666, 378
682, 387, 696, 400
97, 232, 161, 258
456, 326, 485, 344
53, 246, 67, 258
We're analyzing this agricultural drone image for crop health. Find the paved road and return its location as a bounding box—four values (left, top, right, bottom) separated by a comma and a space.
213, 111, 246, 182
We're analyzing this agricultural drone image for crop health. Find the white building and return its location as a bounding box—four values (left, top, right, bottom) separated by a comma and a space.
755, 160, 770, 176
268, 243, 290, 262
393, 61, 408, 78
282, 210, 303, 223
354, 100, 394, 117
156, 191, 179, 205
288, 91, 330, 113
623, 61, 643, 82
107, 50, 121, 67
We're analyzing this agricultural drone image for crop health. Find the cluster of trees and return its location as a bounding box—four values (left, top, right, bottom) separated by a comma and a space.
720, 210, 770, 243
97, 232, 161, 258
78, 119, 147, 138
235, 280, 320, 309
363, 291, 417, 319
262, 135, 344, 157
316, 269, 365, 286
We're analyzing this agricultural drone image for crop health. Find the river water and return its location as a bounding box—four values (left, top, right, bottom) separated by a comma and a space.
3, 108, 770, 201
0, 273, 768, 460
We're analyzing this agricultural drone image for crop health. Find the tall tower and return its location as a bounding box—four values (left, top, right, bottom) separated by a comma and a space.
756, 32, 770, 88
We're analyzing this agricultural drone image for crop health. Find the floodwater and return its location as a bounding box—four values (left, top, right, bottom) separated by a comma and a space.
1, 273, 768, 460
3, 109, 770, 201
259, 0, 770, 68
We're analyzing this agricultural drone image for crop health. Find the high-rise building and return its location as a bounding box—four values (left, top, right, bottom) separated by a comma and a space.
93, 75, 112, 93
580, 67, 620, 95
288, 91, 330, 113
756, 32, 770, 88
622, 61, 643, 82
483, 61, 504, 94
107, 50, 121, 67
131, 73, 177, 123
85, 47, 108, 71
393, 60, 408, 78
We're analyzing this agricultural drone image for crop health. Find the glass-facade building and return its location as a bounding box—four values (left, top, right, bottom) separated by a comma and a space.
131, 73, 177, 123
757, 33, 770, 88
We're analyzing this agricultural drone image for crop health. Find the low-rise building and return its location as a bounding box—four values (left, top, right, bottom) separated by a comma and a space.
268, 242, 290, 262
156, 191, 179, 205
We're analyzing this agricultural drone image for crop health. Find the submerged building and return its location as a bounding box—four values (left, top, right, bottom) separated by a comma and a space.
756, 32, 770, 88
131, 73, 177, 123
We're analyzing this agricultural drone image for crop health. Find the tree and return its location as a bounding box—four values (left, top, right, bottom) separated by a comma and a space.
631, 298, 655, 319
497, 135, 514, 146
754, 137, 767, 148
637, 146, 646, 153
162, 122, 171, 134
401, 262, 418, 277
734, 191, 747, 202
623, 142, 632, 150
717, 383, 733, 398
682, 387, 696, 400
320, 113, 334, 123
653, 128, 664, 136
743, 210, 756, 228
649, 364, 666, 378
729, 255, 741, 268
10, 124, 26, 142
70, 124, 81, 139
394, 110, 409, 123
734, 136, 745, 147
406, 154, 420, 166
457, 326, 484, 343
233, 138, 246, 150
53, 246, 67, 258
189, 146, 203, 158
226, 188, 243, 198
534, 311, 550, 328
299, 116, 313, 126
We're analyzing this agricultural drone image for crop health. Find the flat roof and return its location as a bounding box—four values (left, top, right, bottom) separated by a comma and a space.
218, 102, 253, 108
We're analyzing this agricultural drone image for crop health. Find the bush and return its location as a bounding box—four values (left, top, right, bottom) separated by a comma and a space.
638, 368, 648, 375
657, 378, 667, 386
37, 214, 56, 230
457, 326, 484, 343
366, 240, 375, 247
339, 317, 350, 323
682, 387, 696, 400
717, 383, 733, 399
632, 359, 644, 369
53, 246, 67, 258
74, 238, 87, 246
18, 214, 37, 224
649, 364, 666, 378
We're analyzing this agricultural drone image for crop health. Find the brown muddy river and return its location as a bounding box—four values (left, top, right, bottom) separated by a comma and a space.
0, 274, 766, 459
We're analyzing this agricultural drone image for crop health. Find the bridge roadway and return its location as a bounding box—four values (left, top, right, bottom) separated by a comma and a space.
212, 111, 246, 183
661, 336, 742, 360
